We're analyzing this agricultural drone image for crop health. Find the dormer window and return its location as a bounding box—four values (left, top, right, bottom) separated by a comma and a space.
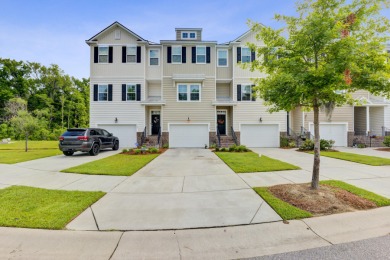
181, 31, 196, 40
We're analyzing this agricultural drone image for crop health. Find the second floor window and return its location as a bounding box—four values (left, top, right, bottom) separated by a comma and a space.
196, 46, 206, 63
149, 50, 159, 65
217, 49, 228, 66
126, 84, 136, 101
172, 46, 182, 63
127, 46, 137, 63
98, 85, 108, 101
98, 47, 108, 63
177, 84, 200, 101
241, 85, 252, 101
241, 47, 251, 63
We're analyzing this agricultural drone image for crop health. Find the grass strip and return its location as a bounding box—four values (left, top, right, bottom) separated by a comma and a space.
317, 151, 390, 166
0, 149, 62, 164
253, 187, 312, 220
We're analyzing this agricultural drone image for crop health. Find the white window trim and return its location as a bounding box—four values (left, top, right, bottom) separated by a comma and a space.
149, 49, 160, 66
98, 46, 109, 64
172, 46, 182, 64
126, 45, 137, 63
177, 83, 201, 102
241, 84, 252, 101
98, 84, 109, 102
196, 46, 206, 64
181, 31, 197, 40
241, 47, 251, 63
126, 83, 137, 101
217, 49, 228, 67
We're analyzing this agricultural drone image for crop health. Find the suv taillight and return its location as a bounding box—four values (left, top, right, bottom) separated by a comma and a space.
59, 136, 64, 141
77, 136, 89, 141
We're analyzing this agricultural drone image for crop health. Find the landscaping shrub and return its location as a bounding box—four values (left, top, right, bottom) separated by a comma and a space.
122, 148, 128, 153
220, 147, 227, 152
134, 149, 141, 155
228, 144, 237, 152
235, 145, 248, 152
280, 137, 289, 148
149, 147, 159, 153
299, 139, 314, 150
209, 143, 217, 149
215, 147, 220, 151
357, 144, 366, 148
383, 136, 390, 147
288, 140, 296, 148
162, 143, 169, 149
320, 139, 335, 150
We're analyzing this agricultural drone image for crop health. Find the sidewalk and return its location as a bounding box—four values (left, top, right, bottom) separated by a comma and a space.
1, 207, 389, 259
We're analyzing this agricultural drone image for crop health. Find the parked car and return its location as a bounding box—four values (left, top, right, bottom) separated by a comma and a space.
59, 128, 119, 156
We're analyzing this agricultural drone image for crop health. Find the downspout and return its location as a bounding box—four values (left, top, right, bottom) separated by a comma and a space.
287, 112, 290, 136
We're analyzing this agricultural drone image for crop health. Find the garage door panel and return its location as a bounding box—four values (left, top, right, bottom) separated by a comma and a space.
241, 124, 280, 148
98, 125, 137, 148
310, 123, 347, 147
170, 124, 209, 148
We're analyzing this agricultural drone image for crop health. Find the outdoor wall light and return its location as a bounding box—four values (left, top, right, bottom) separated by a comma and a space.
115, 117, 118, 123
259, 117, 263, 122
187, 117, 190, 121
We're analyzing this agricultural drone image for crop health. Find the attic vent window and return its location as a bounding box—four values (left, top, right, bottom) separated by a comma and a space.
181, 31, 196, 40
115, 30, 121, 40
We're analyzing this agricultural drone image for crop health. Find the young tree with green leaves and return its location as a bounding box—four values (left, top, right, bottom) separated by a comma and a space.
10, 110, 39, 152
247, 0, 390, 189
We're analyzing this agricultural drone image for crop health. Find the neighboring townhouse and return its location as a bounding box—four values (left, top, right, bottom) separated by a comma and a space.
86, 22, 390, 148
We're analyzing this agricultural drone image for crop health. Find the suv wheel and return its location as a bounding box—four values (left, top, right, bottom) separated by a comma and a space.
89, 143, 100, 156
113, 140, 119, 151
63, 151, 74, 156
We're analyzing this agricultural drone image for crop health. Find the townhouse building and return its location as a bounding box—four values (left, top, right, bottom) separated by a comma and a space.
86, 22, 390, 148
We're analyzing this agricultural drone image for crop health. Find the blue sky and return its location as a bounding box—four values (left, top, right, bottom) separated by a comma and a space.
0, 0, 388, 79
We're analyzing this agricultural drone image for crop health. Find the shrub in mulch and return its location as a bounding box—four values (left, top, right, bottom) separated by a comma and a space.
214, 145, 251, 152
121, 148, 167, 155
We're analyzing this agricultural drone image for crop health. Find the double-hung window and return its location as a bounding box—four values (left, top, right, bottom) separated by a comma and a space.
98, 46, 108, 63
127, 46, 137, 63
196, 46, 206, 64
172, 46, 182, 63
189, 32, 196, 39
181, 31, 196, 39
241, 85, 252, 101
149, 49, 159, 65
241, 47, 251, 63
177, 84, 200, 101
98, 85, 108, 101
126, 84, 136, 101
217, 49, 228, 66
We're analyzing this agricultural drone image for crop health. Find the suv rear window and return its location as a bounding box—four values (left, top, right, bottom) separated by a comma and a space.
62, 130, 86, 137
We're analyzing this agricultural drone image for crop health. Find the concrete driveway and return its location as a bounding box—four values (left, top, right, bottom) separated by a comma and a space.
67, 149, 281, 231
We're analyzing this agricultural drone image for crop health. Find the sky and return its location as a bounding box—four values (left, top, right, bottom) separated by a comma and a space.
0, 0, 389, 79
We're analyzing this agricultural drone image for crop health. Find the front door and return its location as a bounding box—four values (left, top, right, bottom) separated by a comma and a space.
151, 114, 160, 135
217, 114, 226, 135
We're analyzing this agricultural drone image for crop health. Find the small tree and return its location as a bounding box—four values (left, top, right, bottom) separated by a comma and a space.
10, 111, 39, 152
247, 0, 390, 189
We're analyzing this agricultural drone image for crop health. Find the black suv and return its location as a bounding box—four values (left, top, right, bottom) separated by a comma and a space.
59, 128, 119, 156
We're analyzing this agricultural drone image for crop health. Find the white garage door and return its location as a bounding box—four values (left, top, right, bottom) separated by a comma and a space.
169, 124, 209, 148
310, 123, 347, 147
240, 124, 280, 147
98, 124, 137, 148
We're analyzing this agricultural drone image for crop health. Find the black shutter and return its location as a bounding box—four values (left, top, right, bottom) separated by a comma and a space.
108, 47, 113, 63
93, 84, 98, 101
137, 46, 141, 63
108, 84, 113, 101
182, 46, 186, 63
94, 47, 98, 63
167, 47, 172, 63
237, 47, 241, 63
251, 85, 256, 101
122, 84, 126, 101
237, 84, 241, 101
251, 51, 256, 62
136, 84, 141, 101
122, 46, 126, 63
192, 47, 196, 63
206, 47, 211, 63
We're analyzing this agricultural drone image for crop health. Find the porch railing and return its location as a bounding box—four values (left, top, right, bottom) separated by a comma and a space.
231, 126, 238, 145
216, 127, 221, 147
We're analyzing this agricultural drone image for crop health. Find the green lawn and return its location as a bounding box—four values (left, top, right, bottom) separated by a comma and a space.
253, 187, 312, 220
319, 151, 390, 166
62, 153, 159, 176
0, 186, 105, 229
321, 180, 390, 206
0, 141, 62, 164
215, 152, 300, 173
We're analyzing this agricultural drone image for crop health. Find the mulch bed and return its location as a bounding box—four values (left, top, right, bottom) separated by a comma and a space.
121, 148, 167, 155
375, 148, 390, 152
269, 183, 376, 216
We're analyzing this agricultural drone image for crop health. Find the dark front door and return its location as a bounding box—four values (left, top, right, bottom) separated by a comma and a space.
217, 114, 226, 135
151, 114, 160, 135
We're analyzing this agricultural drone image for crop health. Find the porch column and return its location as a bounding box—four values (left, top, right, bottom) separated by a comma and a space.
366, 106, 370, 136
